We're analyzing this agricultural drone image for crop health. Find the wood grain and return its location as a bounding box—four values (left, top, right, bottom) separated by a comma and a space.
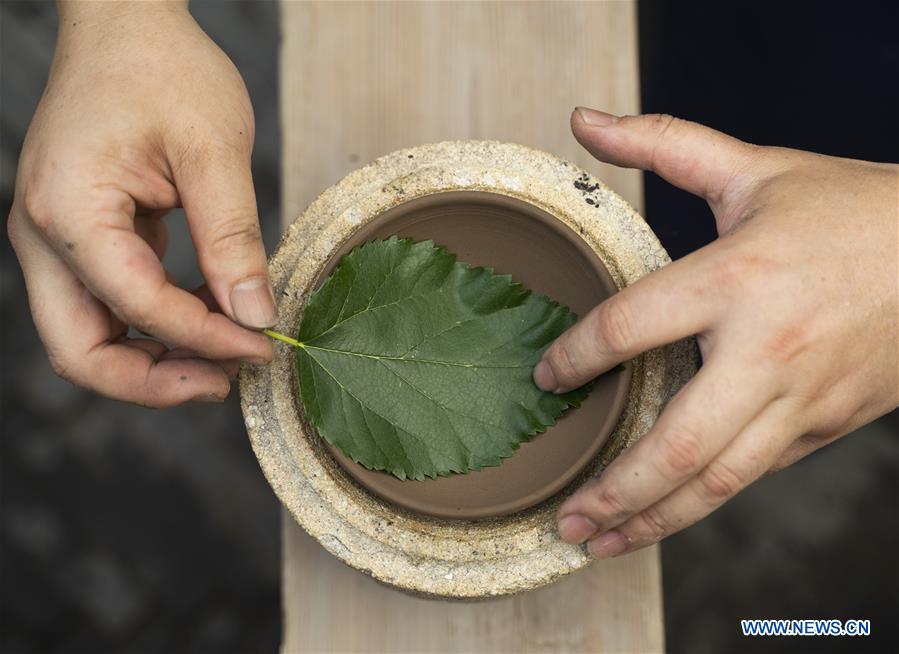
282, 519, 663, 653
279, 2, 662, 652
281, 0, 643, 221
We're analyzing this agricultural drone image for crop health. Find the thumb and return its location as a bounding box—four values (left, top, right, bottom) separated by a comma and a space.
571, 108, 754, 203
176, 151, 276, 329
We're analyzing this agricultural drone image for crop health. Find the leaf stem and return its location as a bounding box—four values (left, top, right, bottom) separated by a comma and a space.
264, 329, 304, 348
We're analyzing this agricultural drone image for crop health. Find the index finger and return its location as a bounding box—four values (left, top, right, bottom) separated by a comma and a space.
43, 190, 272, 363
534, 248, 722, 393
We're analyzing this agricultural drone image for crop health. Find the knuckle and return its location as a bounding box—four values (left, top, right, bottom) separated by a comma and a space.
658, 425, 704, 476
594, 298, 635, 355
553, 339, 582, 384
47, 352, 75, 384
712, 250, 778, 294
177, 128, 250, 171
766, 457, 788, 474
643, 113, 679, 134
645, 114, 679, 169
636, 505, 670, 542
22, 186, 53, 232
660, 427, 704, 477
826, 401, 857, 434
174, 137, 210, 170
759, 323, 812, 366
212, 133, 252, 161
543, 337, 581, 387
712, 254, 749, 289
697, 459, 745, 501
117, 299, 160, 338
810, 398, 856, 437
208, 215, 263, 254
595, 485, 631, 522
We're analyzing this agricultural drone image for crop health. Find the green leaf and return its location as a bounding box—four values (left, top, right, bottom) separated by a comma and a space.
294, 237, 587, 480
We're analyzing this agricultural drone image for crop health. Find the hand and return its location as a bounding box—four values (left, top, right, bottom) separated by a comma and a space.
7, 1, 274, 408
536, 107, 898, 557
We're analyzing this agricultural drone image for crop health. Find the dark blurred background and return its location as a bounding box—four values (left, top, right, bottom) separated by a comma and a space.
1, 1, 896, 653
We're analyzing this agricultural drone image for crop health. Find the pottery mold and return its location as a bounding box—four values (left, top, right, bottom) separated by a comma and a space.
314, 191, 633, 521
240, 141, 698, 598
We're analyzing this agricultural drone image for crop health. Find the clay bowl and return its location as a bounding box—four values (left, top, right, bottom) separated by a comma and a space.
316, 191, 632, 520
240, 141, 698, 598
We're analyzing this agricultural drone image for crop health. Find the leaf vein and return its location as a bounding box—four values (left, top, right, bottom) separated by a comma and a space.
304, 351, 442, 475
376, 358, 502, 436
305, 344, 531, 369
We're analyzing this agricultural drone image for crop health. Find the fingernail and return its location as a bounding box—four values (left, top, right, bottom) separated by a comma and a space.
558, 514, 598, 544
587, 531, 628, 558
575, 107, 620, 127
533, 359, 558, 392
193, 392, 226, 403
231, 276, 277, 329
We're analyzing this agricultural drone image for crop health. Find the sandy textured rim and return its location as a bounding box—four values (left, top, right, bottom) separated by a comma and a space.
240, 141, 697, 598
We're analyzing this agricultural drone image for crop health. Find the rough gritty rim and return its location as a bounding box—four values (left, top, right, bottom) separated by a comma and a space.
240, 141, 697, 598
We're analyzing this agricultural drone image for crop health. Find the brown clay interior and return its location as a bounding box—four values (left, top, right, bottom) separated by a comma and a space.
307, 191, 631, 520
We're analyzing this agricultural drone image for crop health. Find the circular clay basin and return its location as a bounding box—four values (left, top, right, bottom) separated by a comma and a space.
316, 191, 631, 519
241, 141, 698, 598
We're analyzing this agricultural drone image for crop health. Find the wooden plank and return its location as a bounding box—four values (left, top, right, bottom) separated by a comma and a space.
282, 518, 663, 653
279, 2, 661, 652
281, 0, 643, 220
